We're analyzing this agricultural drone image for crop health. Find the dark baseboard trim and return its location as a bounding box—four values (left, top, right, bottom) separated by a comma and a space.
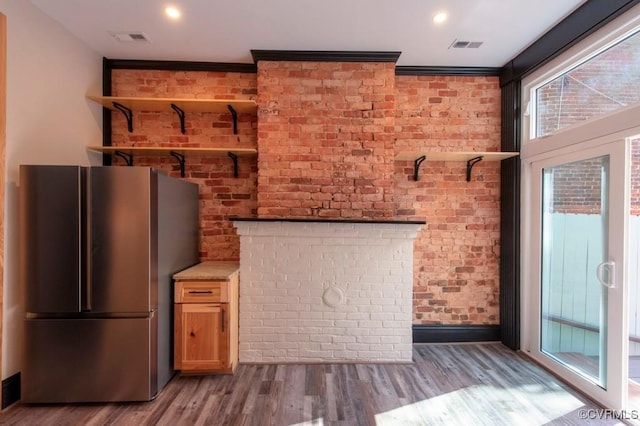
396, 66, 500, 76
105, 58, 257, 73
413, 325, 501, 343
251, 50, 402, 63
2, 372, 20, 409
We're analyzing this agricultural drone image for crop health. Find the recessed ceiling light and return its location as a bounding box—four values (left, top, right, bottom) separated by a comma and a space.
433, 11, 448, 24
165, 6, 181, 19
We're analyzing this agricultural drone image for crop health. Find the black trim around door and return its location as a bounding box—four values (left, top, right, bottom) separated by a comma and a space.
501, 0, 640, 86
497, 0, 640, 349
500, 81, 521, 350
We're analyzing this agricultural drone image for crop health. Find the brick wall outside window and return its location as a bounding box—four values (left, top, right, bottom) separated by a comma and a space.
535, 32, 640, 216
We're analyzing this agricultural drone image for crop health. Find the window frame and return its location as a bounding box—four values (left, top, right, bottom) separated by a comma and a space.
521, 4, 640, 155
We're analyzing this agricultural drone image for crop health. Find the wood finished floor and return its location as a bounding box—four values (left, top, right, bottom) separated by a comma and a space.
0, 343, 619, 425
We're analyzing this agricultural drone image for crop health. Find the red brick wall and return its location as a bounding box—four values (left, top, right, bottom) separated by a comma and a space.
394, 75, 502, 325
110, 70, 258, 260
256, 61, 396, 219
109, 68, 503, 326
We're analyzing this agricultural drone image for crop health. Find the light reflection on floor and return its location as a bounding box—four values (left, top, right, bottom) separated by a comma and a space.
374, 384, 586, 426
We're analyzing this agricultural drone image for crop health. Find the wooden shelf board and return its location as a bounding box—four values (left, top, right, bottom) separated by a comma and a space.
395, 151, 519, 161
87, 146, 257, 156
87, 96, 257, 113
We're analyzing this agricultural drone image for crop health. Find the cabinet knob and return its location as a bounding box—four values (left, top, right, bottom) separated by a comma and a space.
190, 331, 195, 337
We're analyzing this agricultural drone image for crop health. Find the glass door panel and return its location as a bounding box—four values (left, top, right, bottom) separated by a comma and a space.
540, 155, 610, 386
526, 137, 629, 410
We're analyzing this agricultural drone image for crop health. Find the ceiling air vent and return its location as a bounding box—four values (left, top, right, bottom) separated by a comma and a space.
109, 31, 151, 43
449, 40, 483, 49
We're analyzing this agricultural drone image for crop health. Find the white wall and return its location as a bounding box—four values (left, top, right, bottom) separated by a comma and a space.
0, 1, 103, 380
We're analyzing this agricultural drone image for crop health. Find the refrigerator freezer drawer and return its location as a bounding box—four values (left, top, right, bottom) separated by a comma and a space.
22, 317, 157, 403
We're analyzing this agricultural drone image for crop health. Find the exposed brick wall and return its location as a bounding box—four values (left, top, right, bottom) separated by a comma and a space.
256, 61, 396, 219
108, 68, 503, 327
394, 75, 502, 325
110, 70, 258, 260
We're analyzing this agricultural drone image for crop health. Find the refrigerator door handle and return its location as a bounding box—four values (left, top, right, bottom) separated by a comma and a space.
82, 168, 92, 312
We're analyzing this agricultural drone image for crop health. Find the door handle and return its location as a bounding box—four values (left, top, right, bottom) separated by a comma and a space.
596, 260, 616, 289
221, 308, 225, 332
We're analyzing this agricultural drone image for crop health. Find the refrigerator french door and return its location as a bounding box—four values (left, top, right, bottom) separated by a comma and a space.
20, 165, 199, 403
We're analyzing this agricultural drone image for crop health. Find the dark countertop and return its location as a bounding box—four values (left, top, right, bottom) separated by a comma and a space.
230, 216, 426, 225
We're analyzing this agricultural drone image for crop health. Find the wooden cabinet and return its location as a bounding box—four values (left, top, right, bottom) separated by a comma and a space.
174, 303, 228, 371
173, 263, 239, 374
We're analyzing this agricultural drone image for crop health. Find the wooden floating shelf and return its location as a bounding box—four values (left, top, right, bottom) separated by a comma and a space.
87, 146, 257, 178
86, 146, 257, 156
394, 151, 519, 162
394, 151, 519, 182
87, 95, 257, 135
86, 96, 257, 113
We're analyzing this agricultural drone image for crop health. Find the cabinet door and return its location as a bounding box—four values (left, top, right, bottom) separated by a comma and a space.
175, 303, 229, 371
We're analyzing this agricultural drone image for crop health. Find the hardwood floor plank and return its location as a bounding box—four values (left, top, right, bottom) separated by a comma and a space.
192, 394, 221, 426
0, 343, 621, 425
272, 364, 305, 425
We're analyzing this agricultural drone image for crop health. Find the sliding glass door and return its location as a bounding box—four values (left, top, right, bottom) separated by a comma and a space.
527, 139, 629, 409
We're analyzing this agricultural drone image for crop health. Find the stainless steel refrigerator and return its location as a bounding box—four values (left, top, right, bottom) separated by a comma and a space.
20, 165, 199, 403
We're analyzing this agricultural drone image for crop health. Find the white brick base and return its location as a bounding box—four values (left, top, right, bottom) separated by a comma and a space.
233, 220, 422, 363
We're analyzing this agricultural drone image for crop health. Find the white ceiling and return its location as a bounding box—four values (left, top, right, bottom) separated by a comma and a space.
29, 0, 587, 67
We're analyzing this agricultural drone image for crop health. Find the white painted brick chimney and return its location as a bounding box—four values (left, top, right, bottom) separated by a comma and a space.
233, 220, 423, 363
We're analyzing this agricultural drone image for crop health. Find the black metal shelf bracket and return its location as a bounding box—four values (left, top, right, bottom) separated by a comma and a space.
228, 152, 239, 178
170, 151, 186, 177
170, 103, 186, 134
227, 105, 238, 135
466, 156, 484, 182
413, 155, 426, 181
112, 102, 133, 132
114, 151, 134, 166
